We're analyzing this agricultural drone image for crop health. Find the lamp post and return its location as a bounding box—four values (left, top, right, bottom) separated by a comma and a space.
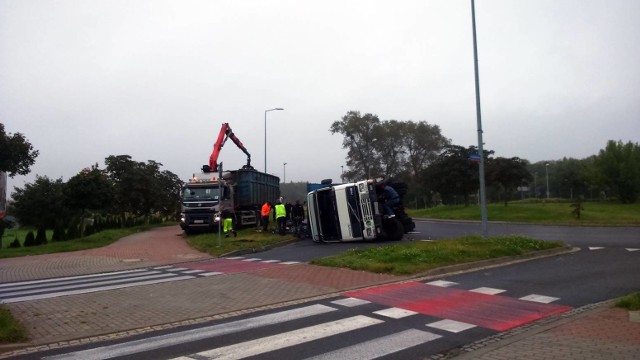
283, 162, 287, 184
471, 0, 488, 239
341, 165, 344, 182
545, 162, 550, 199
264, 108, 284, 173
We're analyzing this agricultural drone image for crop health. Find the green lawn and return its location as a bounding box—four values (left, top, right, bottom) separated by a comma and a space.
185, 228, 297, 257
408, 200, 640, 225
0, 224, 173, 258
310, 235, 566, 275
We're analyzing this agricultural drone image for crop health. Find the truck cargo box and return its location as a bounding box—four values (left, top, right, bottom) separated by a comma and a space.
231, 169, 280, 208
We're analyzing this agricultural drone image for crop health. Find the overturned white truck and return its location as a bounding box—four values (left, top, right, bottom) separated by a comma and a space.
306, 178, 415, 243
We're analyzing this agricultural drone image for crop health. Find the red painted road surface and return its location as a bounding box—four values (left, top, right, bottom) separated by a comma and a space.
344, 282, 573, 331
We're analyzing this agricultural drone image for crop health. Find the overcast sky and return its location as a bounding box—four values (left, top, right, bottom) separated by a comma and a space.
2, 0, 639, 196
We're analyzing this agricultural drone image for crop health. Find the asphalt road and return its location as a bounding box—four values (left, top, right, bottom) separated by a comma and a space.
263, 219, 640, 262
7, 221, 640, 360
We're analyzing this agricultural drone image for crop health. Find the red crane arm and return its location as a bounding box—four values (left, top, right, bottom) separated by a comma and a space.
205, 123, 252, 173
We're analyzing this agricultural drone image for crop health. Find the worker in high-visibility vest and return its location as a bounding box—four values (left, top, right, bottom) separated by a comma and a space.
221, 210, 236, 238
274, 200, 287, 235
260, 202, 271, 232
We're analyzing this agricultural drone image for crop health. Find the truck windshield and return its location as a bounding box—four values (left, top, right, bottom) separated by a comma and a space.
182, 187, 220, 201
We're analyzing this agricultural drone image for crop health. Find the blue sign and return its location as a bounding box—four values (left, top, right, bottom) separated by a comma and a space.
468, 154, 481, 163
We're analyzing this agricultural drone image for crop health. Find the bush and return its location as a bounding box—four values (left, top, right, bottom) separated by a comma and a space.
23, 231, 36, 247
35, 226, 48, 245
51, 222, 66, 242
9, 236, 21, 248
66, 218, 80, 240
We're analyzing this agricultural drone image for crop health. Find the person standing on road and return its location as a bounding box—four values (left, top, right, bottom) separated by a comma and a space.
291, 200, 305, 235
274, 200, 287, 235
261, 202, 271, 232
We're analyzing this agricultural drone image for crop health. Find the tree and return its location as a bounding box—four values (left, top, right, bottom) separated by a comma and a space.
330, 111, 381, 180
11, 175, 68, 228
64, 164, 114, 237
424, 145, 493, 206
594, 140, 640, 203
487, 157, 532, 206
399, 121, 449, 180
330, 111, 449, 183
0, 123, 39, 177
104, 155, 182, 222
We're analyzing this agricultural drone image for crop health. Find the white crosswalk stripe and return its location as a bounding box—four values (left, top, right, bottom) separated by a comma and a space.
303, 329, 441, 360
175, 315, 384, 360
44, 304, 337, 360
0, 266, 221, 304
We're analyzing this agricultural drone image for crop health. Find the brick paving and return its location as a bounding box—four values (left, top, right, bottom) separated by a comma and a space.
1, 225, 638, 359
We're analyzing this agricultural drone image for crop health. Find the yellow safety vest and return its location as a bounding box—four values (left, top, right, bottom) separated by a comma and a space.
275, 204, 286, 219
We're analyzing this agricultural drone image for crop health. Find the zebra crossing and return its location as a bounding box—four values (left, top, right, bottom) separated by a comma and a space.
40, 280, 570, 360
0, 257, 300, 304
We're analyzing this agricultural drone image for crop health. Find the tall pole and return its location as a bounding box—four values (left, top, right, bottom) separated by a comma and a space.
264, 108, 284, 173
471, 0, 488, 239
545, 162, 550, 198
283, 162, 287, 184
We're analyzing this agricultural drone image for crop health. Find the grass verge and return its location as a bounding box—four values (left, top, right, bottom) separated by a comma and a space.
615, 292, 640, 311
310, 235, 566, 275
408, 201, 640, 225
0, 305, 28, 344
185, 228, 296, 257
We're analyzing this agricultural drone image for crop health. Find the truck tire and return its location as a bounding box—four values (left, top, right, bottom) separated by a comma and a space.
381, 218, 404, 241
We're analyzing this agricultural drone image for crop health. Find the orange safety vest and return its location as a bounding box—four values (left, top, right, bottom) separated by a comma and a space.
261, 203, 271, 217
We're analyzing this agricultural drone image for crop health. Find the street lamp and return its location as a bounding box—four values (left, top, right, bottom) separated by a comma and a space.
341, 165, 344, 182
545, 162, 550, 199
283, 162, 287, 184
264, 108, 284, 173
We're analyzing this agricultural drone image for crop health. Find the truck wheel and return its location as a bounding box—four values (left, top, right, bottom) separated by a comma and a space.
381, 218, 404, 241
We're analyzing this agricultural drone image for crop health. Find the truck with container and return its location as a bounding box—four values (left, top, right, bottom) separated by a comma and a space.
179, 123, 280, 234
306, 177, 415, 243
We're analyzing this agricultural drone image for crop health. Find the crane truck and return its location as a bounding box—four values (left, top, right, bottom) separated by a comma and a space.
179, 123, 280, 234
306, 177, 415, 242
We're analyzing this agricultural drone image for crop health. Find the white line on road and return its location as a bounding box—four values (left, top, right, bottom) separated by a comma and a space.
44, 304, 337, 360
303, 329, 441, 360
177, 315, 384, 360
2, 276, 195, 304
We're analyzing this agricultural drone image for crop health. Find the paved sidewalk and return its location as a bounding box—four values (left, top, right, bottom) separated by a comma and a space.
1, 225, 639, 359
445, 300, 640, 359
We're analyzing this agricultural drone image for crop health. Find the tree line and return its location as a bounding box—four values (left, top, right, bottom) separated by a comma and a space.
332, 111, 640, 206
5, 155, 183, 243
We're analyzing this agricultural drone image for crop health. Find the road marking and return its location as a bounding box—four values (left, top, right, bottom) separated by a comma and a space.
427, 319, 476, 333
373, 307, 418, 319
331, 297, 371, 307
0, 269, 149, 289
588, 246, 605, 250
2, 276, 195, 304
520, 294, 560, 304
44, 304, 337, 360
470, 287, 506, 295
426, 280, 458, 287
626, 248, 640, 252
303, 329, 441, 360
176, 315, 384, 360
345, 282, 571, 331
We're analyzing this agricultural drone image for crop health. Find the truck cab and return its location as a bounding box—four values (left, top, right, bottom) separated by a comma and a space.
180, 174, 232, 234
307, 179, 386, 242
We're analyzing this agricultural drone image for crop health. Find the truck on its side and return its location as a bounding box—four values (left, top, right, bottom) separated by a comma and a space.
179, 123, 280, 234
306, 178, 415, 243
